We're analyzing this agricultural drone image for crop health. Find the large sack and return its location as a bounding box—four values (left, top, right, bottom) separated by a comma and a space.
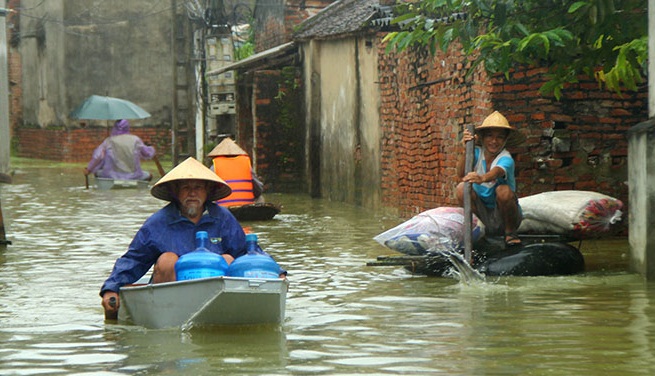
518, 190, 623, 236
374, 207, 485, 255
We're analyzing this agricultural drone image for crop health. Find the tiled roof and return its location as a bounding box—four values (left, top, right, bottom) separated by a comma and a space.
294, 0, 381, 40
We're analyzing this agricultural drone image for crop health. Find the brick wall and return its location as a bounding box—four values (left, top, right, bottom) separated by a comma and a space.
245, 69, 305, 192
14, 127, 174, 163
378, 43, 493, 216
378, 39, 647, 223
256, 0, 333, 51
490, 69, 645, 202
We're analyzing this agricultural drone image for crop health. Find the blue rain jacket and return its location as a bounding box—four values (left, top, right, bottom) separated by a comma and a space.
100, 202, 247, 295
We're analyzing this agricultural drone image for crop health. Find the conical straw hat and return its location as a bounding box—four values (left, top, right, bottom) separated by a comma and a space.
475, 111, 525, 147
151, 157, 232, 202
207, 137, 247, 157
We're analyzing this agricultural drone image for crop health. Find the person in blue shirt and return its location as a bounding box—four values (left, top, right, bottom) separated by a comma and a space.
456, 111, 526, 247
100, 157, 248, 318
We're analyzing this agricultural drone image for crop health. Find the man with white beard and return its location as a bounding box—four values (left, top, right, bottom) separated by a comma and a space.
99, 157, 249, 318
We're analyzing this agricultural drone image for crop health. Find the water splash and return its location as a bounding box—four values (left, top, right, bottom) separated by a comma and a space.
439, 250, 486, 285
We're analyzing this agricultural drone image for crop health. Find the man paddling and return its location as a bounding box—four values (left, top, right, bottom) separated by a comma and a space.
100, 157, 250, 319
456, 111, 525, 247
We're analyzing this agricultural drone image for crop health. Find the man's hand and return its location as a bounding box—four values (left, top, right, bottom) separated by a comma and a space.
102, 291, 119, 319
462, 129, 475, 145
83, 168, 90, 176
463, 172, 486, 184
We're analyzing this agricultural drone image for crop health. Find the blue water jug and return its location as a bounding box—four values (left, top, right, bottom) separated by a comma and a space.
227, 233, 281, 279
175, 231, 228, 280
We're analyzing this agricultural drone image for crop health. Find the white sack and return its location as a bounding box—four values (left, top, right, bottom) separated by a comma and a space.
518, 190, 623, 236
374, 207, 485, 255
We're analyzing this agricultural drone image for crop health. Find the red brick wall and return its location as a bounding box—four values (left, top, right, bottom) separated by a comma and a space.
240, 69, 305, 192
14, 127, 173, 163
490, 69, 645, 203
378, 43, 494, 216
256, 0, 333, 51
378, 40, 647, 221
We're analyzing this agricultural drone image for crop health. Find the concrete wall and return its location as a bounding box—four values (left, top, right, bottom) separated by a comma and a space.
628, 119, 655, 279
301, 36, 381, 207
19, 0, 174, 128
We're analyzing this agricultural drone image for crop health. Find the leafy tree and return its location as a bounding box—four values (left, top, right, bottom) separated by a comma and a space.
383, 0, 647, 99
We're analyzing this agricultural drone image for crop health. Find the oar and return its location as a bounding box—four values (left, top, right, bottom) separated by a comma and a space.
463, 124, 475, 264
84, 173, 89, 189
153, 155, 165, 177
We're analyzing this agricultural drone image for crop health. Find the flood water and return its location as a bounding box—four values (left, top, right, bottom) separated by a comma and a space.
1, 160, 654, 375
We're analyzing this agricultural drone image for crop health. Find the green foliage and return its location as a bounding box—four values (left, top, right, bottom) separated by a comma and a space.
384, 0, 647, 99
234, 23, 255, 61
234, 41, 254, 61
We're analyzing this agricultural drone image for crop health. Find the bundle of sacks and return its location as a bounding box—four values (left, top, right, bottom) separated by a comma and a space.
374, 207, 485, 256
517, 190, 623, 237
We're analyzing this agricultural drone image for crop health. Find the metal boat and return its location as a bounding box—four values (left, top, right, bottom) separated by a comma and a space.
95, 177, 149, 190
118, 276, 289, 329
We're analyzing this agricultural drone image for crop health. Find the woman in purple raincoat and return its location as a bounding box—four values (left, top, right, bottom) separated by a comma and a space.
83, 119, 155, 181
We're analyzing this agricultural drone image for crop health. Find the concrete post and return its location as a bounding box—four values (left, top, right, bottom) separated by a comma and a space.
627, 0, 655, 279
628, 119, 655, 279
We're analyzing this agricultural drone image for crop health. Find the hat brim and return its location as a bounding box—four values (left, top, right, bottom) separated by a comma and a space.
207, 138, 248, 157
150, 157, 232, 202
475, 126, 526, 148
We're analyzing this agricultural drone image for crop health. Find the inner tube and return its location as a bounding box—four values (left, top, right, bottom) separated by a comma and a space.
475, 242, 585, 276
403, 241, 585, 277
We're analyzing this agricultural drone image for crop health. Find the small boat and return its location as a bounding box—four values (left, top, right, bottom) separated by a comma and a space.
95, 177, 149, 190
227, 202, 282, 221
118, 276, 289, 329
369, 235, 585, 277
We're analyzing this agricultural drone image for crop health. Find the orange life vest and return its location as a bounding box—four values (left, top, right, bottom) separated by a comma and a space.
213, 155, 255, 206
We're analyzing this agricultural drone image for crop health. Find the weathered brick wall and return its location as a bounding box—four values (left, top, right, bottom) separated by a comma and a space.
378, 42, 494, 216
14, 127, 174, 163
490, 69, 646, 204
255, 0, 333, 51
378, 39, 647, 222
242, 69, 305, 192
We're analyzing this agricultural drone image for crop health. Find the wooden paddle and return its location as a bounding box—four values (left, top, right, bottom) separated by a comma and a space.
84, 173, 89, 189
463, 124, 475, 264
153, 155, 165, 177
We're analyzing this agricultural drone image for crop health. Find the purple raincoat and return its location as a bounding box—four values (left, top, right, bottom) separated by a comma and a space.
86, 120, 156, 180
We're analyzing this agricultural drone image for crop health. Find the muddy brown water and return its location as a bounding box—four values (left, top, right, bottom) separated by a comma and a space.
0, 161, 653, 375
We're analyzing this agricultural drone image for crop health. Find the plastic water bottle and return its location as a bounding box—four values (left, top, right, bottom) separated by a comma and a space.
227, 233, 281, 279
175, 231, 228, 280
245, 233, 260, 254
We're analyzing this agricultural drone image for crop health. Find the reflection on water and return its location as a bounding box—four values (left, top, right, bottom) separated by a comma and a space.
1, 162, 654, 375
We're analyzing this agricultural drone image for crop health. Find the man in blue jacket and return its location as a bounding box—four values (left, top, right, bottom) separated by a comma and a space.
100, 157, 247, 318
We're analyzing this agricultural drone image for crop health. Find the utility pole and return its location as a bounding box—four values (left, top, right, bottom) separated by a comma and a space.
0, 1, 10, 247
171, 0, 179, 165
0, 2, 11, 177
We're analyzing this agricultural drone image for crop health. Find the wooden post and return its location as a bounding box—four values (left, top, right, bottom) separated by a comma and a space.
0, 196, 10, 247
463, 124, 475, 264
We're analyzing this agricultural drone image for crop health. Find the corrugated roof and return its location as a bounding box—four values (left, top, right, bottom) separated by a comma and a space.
205, 42, 296, 77
294, 0, 380, 41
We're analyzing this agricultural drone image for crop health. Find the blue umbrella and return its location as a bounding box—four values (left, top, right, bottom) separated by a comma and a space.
70, 95, 151, 120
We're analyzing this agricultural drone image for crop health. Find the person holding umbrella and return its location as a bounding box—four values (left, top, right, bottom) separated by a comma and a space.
83, 119, 155, 181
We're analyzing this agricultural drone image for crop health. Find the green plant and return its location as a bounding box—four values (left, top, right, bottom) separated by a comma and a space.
384, 0, 646, 99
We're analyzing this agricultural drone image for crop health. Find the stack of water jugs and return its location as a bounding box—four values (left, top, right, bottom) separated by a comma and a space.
175, 231, 280, 280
